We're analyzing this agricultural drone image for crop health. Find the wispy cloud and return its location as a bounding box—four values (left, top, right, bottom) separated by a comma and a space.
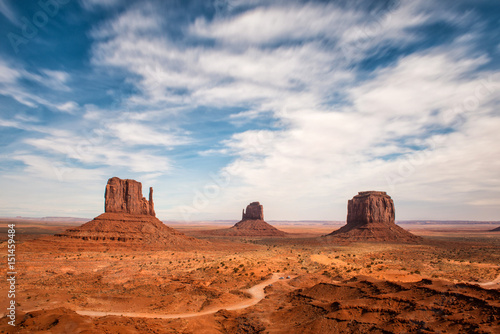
108, 122, 190, 147
0, 0, 18, 26
21, 124, 175, 174
55, 101, 79, 113
191, 3, 361, 45
0, 59, 75, 111
79, 0, 122, 11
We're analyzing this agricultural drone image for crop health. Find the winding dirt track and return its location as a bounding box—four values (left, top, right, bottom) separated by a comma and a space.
75, 273, 290, 319
477, 272, 500, 289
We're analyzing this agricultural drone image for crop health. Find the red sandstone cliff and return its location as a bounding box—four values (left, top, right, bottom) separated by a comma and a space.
105, 177, 155, 216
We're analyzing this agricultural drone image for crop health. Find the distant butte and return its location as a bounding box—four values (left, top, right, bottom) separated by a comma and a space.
492, 226, 500, 232
208, 202, 287, 237
54, 177, 205, 250
326, 191, 422, 243
242, 201, 264, 220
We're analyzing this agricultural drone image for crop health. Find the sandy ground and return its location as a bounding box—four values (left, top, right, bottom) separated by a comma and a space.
0, 219, 499, 333
74, 273, 295, 319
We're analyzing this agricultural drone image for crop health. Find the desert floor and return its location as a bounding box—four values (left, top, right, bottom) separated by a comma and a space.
0, 219, 499, 333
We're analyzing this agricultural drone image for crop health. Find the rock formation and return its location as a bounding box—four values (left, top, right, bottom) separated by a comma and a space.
242, 202, 264, 220
271, 276, 500, 333
55, 177, 204, 249
326, 191, 421, 242
492, 226, 500, 232
207, 202, 286, 237
105, 177, 155, 216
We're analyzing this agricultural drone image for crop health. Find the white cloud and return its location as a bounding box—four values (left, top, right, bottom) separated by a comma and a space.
108, 122, 189, 147
39, 69, 71, 91
0, 0, 18, 26
1, 113, 178, 178
0, 60, 21, 83
80, 0, 121, 11
191, 4, 360, 45
90, 0, 476, 116
0, 60, 74, 110
24, 128, 173, 174
192, 1, 471, 61
56, 101, 79, 113
92, 16, 352, 110
350, 51, 494, 128
12, 153, 103, 182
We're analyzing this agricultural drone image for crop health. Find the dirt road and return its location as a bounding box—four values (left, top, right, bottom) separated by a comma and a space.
75, 273, 291, 319
477, 272, 500, 289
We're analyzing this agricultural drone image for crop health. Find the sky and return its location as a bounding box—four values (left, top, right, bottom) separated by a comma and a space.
0, 0, 499, 221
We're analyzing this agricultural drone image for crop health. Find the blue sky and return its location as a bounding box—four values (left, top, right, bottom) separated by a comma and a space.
0, 0, 499, 221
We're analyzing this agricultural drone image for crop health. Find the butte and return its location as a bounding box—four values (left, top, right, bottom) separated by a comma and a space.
53, 177, 206, 250
207, 202, 287, 237
492, 226, 500, 232
325, 191, 421, 243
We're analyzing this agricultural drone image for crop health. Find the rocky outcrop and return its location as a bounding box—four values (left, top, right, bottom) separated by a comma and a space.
346, 191, 394, 227
242, 202, 264, 220
105, 177, 155, 216
492, 226, 500, 232
326, 191, 421, 242
207, 202, 286, 237
272, 277, 500, 333
148, 187, 155, 217
55, 177, 206, 250
57, 213, 187, 243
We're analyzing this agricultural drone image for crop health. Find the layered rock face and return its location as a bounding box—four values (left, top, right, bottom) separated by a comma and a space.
327, 191, 421, 242
346, 191, 394, 227
242, 202, 264, 220
105, 177, 155, 216
55, 177, 205, 249
208, 202, 286, 237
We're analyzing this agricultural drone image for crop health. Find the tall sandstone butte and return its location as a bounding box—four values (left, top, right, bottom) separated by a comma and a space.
327, 191, 421, 242
207, 201, 286, 237
54, 177, 206, 250
242, 201, 264, 221
347, 191, 394, 227
105, 177, 155, 216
